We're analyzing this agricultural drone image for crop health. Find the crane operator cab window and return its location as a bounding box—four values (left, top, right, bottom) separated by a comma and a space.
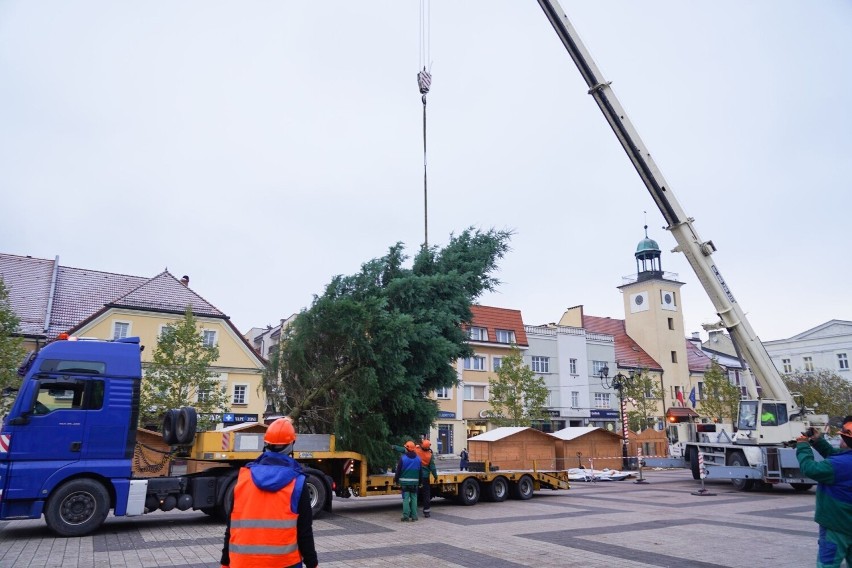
760, 402, 787, 427
738, 401, 758, 431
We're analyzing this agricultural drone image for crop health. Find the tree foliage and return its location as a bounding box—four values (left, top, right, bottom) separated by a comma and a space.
0, 277, 25, 416
140, 307, 228, 431
783, 369, 852, 424
486, 345, 549, 427
698, 359, 740, 424
622, 370, 663, 432
262, 228, 511, 468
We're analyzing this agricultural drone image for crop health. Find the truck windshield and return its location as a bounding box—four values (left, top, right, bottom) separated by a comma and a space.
738, 401, 758, 430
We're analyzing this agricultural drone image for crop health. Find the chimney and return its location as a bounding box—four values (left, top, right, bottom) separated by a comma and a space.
180, 275, 190, 287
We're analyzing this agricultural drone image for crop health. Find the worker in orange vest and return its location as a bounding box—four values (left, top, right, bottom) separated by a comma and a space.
221, 418, 319, 568
415, 439, 439, 518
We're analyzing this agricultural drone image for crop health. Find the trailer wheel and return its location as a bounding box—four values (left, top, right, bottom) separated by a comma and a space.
727, 452, 755, 491
304, 473, 327, 519
44, 479, 110, 537
688, 448, 701, 480
511, 475, 534, 500
791, 483, 814, 492
457, 478, 480, 506
485, 476, 509, 502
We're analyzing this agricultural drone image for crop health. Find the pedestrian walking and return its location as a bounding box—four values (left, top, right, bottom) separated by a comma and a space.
221, 418, 319, 568
459, 447, 469, 471
796, 416, 852, 568
394, 441, 421, 521
415, 439, 439, 518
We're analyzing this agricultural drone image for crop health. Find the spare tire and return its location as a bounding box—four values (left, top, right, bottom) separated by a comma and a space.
162, 409, 179, 445
175, 407, 198, 445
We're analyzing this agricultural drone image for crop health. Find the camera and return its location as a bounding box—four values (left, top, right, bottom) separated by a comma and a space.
805, 427, 817, 438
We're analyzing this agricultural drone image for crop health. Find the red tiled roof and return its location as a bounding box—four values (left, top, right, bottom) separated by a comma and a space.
582, 314, 662, 371
468, 305, 528, 347
0, 254, 57, 336
685, 339, 713, 372
0, 253, 223, 339
109, 271, 223, 317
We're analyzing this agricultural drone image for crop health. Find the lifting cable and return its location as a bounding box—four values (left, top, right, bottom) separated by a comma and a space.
417, 0, 432, 247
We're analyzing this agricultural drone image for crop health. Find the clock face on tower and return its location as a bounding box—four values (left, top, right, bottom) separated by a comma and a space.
661, 289, 677, 311
630, 291, 649, 313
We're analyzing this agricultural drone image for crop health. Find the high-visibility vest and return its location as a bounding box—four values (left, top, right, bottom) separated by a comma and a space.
229, 467, 305, 568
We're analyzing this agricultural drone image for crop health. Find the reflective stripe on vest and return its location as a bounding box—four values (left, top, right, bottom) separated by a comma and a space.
229, 467, 303, 568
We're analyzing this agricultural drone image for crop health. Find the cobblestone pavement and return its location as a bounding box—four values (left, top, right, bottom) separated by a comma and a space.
0, 469, 818, 568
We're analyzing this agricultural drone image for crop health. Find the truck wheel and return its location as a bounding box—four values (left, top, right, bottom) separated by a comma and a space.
791, 483, 814, 492
175, 407, 197, 445
44, 479, 110, 537
162, 409, 179, 446
485, 476, 509, 502
510, 475, 534, 500
727, 452, 755, 491
688, 448, 700, 480
304, 474, 327, 520
213, 477, 237, 521
457, 478, 480, 506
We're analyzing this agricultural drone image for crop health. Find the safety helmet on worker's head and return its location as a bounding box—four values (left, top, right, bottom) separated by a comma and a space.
404, 441, 416, 451
420, 439, 431, 450
265, 418, 297, 446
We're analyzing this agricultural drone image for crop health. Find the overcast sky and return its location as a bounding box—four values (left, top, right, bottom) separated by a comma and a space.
2, 1, 850, 342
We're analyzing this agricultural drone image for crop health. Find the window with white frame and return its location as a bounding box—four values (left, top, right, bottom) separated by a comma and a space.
803, 356, 814, 372
468, 327, 487, 341
436, 387, 450, 399
697, 382, 705, 401
569, 358, 577, 375
464, 384, 487, 401
594, 392, 610, 409
839, 353, 849, 371
495, 329, 515, 344
492, 356, 503, 371
232, 384, 248, 405
591, 360, 608, 375
571, 391, 579, 408
197, 386, 211, 403
531, 356, 550, 373
113, 321, 130, 340
464, 356, 486, 371
202, 330, 217, 348
782, 358, 792, 373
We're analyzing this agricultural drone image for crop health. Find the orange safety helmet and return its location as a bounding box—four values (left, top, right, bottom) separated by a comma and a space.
404, 441, 416, 451
420, 439, 431, 450
265, 418, 297, 445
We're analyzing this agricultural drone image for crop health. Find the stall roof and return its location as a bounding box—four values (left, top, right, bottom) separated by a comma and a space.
551, 427, 621, 441
468, 426, 532, 442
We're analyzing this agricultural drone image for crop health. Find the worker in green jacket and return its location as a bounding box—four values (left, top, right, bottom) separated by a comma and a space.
796, 416, 852, 568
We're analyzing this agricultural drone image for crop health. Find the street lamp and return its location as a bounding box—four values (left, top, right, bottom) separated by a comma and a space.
599, 365, 635, 470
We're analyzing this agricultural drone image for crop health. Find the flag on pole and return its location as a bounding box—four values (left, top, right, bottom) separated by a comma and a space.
676, 389, 685, 406
689, 387, 697, 408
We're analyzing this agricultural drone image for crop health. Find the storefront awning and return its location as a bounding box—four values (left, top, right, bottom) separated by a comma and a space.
666, 407, 699, 422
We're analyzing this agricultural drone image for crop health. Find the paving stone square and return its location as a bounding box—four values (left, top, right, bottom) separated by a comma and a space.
0, 470, 818, 568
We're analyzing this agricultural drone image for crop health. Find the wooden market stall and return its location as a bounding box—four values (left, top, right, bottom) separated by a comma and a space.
468, 427, 556, 470
551, 427, 623, 471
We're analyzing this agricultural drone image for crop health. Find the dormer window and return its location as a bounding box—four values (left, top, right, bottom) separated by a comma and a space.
468, 326, 488, 341
495, 329, 515, 344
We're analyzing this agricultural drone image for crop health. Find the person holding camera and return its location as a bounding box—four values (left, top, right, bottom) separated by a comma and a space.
796, 417, 852, 568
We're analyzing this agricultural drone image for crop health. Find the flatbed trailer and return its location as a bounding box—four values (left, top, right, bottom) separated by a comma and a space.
279, 434, 569, 508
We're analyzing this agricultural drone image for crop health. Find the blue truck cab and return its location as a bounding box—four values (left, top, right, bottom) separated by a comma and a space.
0, 336, 145, 535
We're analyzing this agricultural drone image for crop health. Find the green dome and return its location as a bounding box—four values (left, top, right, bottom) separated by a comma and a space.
635, 237, 660, 255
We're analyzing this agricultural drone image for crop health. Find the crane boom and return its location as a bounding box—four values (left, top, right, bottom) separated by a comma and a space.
535, 1, 798, 415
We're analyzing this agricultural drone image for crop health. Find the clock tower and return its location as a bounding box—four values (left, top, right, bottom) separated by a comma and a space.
619, 226, 689, 410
